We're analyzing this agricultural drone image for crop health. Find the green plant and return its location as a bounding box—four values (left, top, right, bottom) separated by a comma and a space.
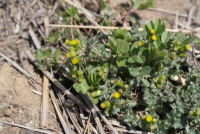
35, 49, 61, 72
61, 6, 83, 22
66, 19, 200, 133
38, 19, 200, 133
131, 0, 155, 10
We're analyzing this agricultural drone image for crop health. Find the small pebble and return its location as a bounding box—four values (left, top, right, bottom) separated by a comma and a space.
4, 108, 13, 117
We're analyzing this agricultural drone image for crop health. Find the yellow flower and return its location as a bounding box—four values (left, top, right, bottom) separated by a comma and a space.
104, 110, 108, 113
72, 75, 76, 78
185, 44, 191, 51
71, 57, 79, 64
146, 115, 153, 122
91, 92, 95, 98
100, 101, 111, 109
64, 39, 70, 45
150, 29, 155, 34
100, 103, 106, 109
71, 39, 79, 46
137, 41, 142, 47
151, 35, 157, 41
78, 78, 83, 82
113, 92, 120, 99
65, 53, 71, 58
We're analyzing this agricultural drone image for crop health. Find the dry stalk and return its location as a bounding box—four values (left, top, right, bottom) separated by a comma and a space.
82, 94, 106, 134
0, 120, 57, 134
41, 75, 49, 127
45, 24, 194, 34
49, 88, 72, 134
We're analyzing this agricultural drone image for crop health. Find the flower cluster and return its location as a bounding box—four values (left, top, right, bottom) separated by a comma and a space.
65, 39, 82, 82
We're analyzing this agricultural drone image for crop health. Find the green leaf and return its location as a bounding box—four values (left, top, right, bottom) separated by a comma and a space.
156, 19, 166, 34
133, 0, 142, 8
181, 35, 197, 45
73, 79, 90, 94
116, 40, 129, 55
174, 31, 186, 43
45, 32, 59, 43
141, 79, 150, 87
35, 49, 44, 60
87, 73, 99, 86
161, 31, 170, 43
154, 19, 161, 31
87, 93, 99, 104
129, 67, 139, 77
95, 44, 111, 58
45, 49, 51, 58
35, 55, 43, 60
149, 47, 157, 59
53, 49, 61, 62
130, 47, 139, 55
127, 56, 137, 63
66, 6, 78, 16
107, 37, 117, 52
112, 28, 127, 39
45, 36, 54, 43
137, 0, 154, 10
116, 57, 126, 67
138, 47, 149, 56
146, 21, 154, 31
136, 55, 145, 63
156, 51, 168, 58
153, 40, 159, 49
140, 66, 151, 75
37, 49, 44, 57
124, 117, 134, 123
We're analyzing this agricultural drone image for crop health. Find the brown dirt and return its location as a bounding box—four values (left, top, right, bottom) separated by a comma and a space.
135, 0, 192, 28
0, 0, 197, 134
0, 62, 61, 134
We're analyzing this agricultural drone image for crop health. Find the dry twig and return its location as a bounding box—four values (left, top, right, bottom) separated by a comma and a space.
115, 128, 154, 134
45, 24, 194, 34
41, 75, 49, 127
28, 27, 42, 49
82, 94, 106, 134
49, 88, 72, 134
65, 107, 83, 134
0, 120, 57, 134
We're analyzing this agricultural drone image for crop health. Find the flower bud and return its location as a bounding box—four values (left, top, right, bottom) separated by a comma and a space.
150, 29, 155, 34
113, 92, 121, 99
91, 90, 102, 97
71, 56, 79, 64
146, 115, 153, 122
151, 35, 157, 41
64, 39, 70, 45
